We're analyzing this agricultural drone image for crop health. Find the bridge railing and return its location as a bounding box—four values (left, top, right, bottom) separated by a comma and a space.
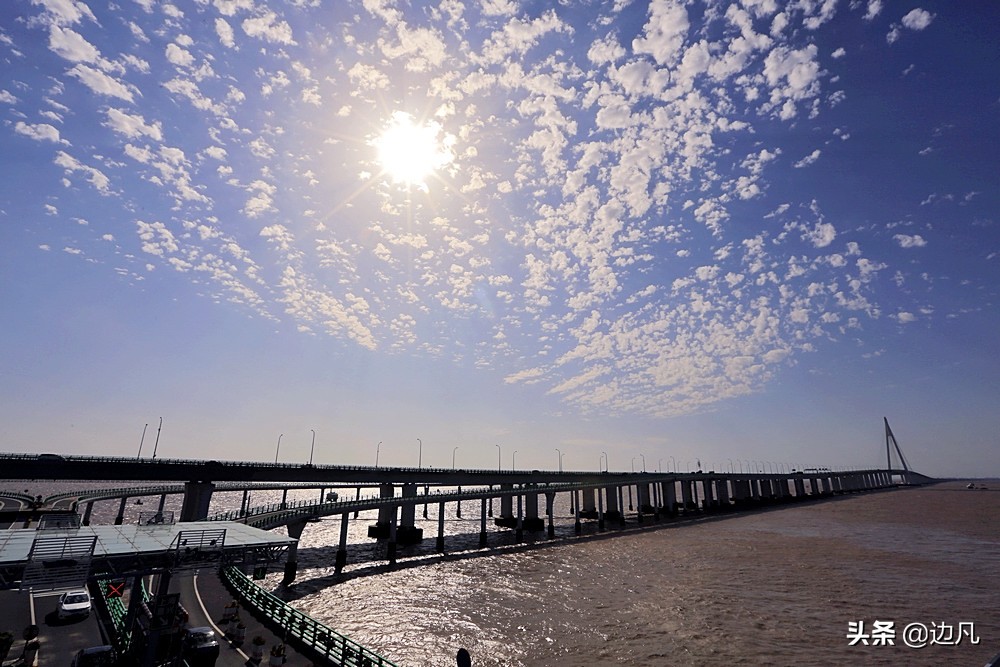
221, 566, 397, 667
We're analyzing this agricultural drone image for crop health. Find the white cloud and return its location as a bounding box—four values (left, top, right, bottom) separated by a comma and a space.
215, 18, 236, 47
894, 234, 927, 248
793, 149, 821, 168
66, 64, 134, 101
14, 121, 66, 143
803, 222, 836, 248
863, 0, 882, 21
48, 26, 100, 62
901, 9, 934, 31
242, 12, 295, 45
104, 108, 163, 141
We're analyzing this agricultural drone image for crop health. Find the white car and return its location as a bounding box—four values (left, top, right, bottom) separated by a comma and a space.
57, 590, 92, 620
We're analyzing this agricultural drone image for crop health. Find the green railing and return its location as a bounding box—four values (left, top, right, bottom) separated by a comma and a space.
221, 566, 398, 667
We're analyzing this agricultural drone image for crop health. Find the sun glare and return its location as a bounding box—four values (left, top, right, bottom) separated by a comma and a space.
373, 111, 454, 190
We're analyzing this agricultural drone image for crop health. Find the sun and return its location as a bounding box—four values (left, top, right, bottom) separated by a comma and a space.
372, 111, 454, 190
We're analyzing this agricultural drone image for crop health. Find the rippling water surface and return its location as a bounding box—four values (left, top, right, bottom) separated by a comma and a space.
14, 480, 1000, 665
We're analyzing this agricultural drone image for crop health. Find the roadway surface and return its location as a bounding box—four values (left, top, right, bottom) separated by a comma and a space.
0, 588, 107, 667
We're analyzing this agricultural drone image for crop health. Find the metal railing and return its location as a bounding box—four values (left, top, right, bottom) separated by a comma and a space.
221, 566, 397, 667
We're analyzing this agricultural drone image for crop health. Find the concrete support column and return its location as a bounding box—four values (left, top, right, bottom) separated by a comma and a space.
524, 490, 543, 532
545, 492, 556, 539
500, 485, 514, 520
652, 483, 661, 515
281, 489, 288, 509
335, 512, 350, 573
716, 479, 730, 508
597, 487, 605, 531
456, 487, 462, 519
387, 511, 398, 566
604, 485, 620, 522
574, 489, 582, 534
353, 487, 361, 518
479, 497, 488, 547
179, 481, 215, 522
282, 519, 307, 584
793, 477, 807, 498
664, 480, 677, 516
637, 483, 652, 514
680, 479, 693, 512
582, 488, 597, 517
757, 479, 773, 503
398, 483, 423, 544
516, 493, 524, 542
82, 501, 95, 527
436, 501, 446, 553
702, 478, 716, 510
368, 483, 396, 538
617, 486, 626, 526
241, 490, 249, 516
115, 497, 128, 525
157, 493, 167, 513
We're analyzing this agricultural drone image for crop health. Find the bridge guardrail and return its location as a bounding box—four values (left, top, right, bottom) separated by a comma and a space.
221, 566, 398, 667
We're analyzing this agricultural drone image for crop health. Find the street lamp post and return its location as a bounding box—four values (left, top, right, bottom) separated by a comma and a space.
641, 453, 646, 472
309, 429, 316, 466
512, 450, 518, 471
601, 451, 608, 472
659, 458, 663, 473
496, 444, 501, 472
275, 433, 283, 464
555, 448, 562, 473
151, 417, 163, 460
136, 423, 148, 460
728, 458, 733, 473
452, 446, 459, 469
631, 457, 636, 473
669, 455, 676, 473
375, 441, 382, 467
417, 438, 422, 469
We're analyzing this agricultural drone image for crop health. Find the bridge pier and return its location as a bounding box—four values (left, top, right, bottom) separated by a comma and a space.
398, 483, 424, 544
604, 485, 620, 522
545, 492, 556, 538
573, 489, 581, 534
437, 501, 446, 552
580, 488, 598, 519
617, 486, 626, 526
368, 483, 396, 538
516, 493, 524, 542
523, 489, 544, 532
456, 487, 462, 519
282, 518, 308, 584
480, 497, 488, 547
354, 487, 361, 518
179, 481, 215, 522
663, 480, 677, 516
716, 479, 730, 509
114, 497, 128, 525
494, 484, 516, 528
597, 486, 605, 530
680, 479, 694, 511
281, 488, 288, 509
82, 501, 95, 526
387, 514, 398, 566
335, 512, 350, 573
702, 478, 716, 511
793, 476, 806, 498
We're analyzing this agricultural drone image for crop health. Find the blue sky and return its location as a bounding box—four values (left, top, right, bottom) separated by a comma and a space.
1, 0, 997, 478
